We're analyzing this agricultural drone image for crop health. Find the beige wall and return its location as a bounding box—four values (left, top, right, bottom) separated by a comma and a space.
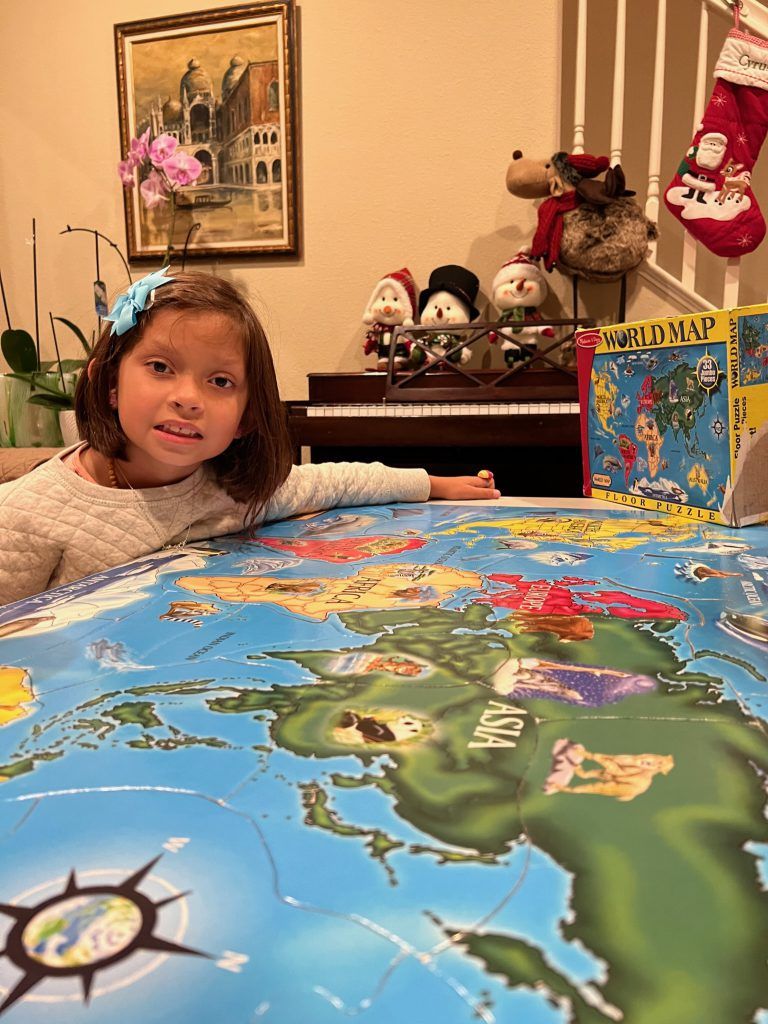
0, 0, 564, 399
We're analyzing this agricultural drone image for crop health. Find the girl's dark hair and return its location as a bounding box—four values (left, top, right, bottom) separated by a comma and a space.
74, 271, 293, 530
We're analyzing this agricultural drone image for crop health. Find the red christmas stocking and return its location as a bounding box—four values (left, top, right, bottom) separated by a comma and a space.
664, 25, 768, 257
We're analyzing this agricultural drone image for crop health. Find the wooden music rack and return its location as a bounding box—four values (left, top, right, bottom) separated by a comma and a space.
386, 317, 595, 401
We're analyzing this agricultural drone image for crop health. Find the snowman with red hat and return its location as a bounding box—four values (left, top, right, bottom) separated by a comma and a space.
489, 251, 554, 366
362, 268, 418, 370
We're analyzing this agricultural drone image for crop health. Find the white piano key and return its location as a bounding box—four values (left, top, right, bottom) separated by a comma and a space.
303, 400, 580, 418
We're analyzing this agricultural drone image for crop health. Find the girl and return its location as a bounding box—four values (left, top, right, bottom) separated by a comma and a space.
0, 270, 498, 606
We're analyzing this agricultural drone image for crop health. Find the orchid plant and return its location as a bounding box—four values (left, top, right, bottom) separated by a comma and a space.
118, 129, 203, 262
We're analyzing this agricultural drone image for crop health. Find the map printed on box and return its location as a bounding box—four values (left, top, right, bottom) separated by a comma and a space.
576, 307, 768, 526
0, 503, 766, 1023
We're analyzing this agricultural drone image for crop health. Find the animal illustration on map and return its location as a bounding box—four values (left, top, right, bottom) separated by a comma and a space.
328, 651, 431, 677
231, 555, 302, 574
738, 554, 768, 569
159, 600, 221, 626
718, 610, 768, 645
666, 539, 749, 556
333, 709, 430, 746
543, 739, 675, 800
529, 550, 593, 566
674, 561, 742, 584
492, 657, 656, 706
86, 639, 145, 671
364, 656, 425, 676
298, 513, 379, 535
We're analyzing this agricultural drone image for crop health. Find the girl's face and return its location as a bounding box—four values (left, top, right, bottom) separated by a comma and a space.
115, 308, 249, 486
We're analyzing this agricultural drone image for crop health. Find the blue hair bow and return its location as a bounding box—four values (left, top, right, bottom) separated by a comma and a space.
105, 266, 175, 336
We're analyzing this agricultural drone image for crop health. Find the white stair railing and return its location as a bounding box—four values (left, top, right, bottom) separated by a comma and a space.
563, 0, 768, 312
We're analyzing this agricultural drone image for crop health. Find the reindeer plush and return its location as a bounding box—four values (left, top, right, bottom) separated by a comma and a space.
505, 150, 658, 282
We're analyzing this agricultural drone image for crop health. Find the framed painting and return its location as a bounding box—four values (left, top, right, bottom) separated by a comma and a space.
115, 1, 299, 261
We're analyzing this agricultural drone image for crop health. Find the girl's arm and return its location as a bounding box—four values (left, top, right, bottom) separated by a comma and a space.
261, 461, 499, 525
0, 525, 62, 606
428, 475, 501, 500
262, 461, 430, 524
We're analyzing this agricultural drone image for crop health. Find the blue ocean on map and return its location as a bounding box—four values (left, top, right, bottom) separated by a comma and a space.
0, 502, 765, 1023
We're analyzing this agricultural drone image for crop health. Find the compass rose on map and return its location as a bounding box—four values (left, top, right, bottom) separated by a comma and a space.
0, 855, 210, 1016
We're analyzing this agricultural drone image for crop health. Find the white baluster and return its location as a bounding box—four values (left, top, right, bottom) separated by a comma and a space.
610, 0, 627, 167
645, 0, 668, 260
681, 2, 711, 294
572, 0, 588, 154
723, 257, 740, 308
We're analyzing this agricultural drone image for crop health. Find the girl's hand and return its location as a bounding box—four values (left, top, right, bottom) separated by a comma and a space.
428, 471, 500, 500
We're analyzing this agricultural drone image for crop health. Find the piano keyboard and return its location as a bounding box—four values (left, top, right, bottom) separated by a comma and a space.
306, 402, 580, 417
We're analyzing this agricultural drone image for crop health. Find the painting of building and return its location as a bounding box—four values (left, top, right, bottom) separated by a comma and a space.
116, 1, 298, 259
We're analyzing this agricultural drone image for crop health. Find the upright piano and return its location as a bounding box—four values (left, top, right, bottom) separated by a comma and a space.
286, 368, 584, 497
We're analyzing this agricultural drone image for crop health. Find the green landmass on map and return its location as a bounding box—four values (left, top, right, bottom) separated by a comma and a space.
209, 603, 768, 1024
2, 600, 766, 1022
651, 361, 722, 449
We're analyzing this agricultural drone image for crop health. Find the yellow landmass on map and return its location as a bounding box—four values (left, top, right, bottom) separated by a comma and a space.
592, 371, 618, 434
688, 463, 710, 492
0, 666, 35, 728
442, 516, 700, 550
636, 413, 663, 478
175, 564, 482, 620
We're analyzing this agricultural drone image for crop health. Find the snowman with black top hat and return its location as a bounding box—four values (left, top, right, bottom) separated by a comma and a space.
415, 264, 480, 366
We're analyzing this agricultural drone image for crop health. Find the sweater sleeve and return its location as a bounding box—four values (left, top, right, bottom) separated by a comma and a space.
261, 461, 430, 525
0, 521, 63, 606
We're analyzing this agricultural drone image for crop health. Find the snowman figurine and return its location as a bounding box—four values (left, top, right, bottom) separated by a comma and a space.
362, 267, 418, 371
489, 252, 554, 366
416, 265, 480, 366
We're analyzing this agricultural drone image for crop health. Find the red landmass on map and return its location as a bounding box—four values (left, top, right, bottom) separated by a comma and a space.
618, 433, 639, 485
257, 535, 427, 563
637, 375, 659, 413
478, 574, 686, 621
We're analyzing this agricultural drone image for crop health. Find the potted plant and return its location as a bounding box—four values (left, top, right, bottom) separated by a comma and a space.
0, 317, 90, 448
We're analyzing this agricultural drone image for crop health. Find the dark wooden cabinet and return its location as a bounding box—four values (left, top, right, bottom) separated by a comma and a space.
285, 372, 584, 498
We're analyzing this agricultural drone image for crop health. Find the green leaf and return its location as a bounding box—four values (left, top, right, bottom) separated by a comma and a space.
1, 329, 38, 373
28, 377, 71, 399
27, 393, 72, 410
58, 360, 86, 373
53, 317, 91, 354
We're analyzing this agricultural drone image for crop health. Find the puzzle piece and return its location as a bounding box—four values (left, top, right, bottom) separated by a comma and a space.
0, 503, 765, 1022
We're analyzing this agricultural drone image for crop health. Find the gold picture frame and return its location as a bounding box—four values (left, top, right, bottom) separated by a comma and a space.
115, 1, 299, 261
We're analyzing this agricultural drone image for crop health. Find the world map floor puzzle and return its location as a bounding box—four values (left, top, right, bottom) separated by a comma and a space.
0, 502, 766, 1023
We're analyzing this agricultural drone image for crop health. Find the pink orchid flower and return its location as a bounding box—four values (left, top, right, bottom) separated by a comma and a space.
140, 169, 170, 210
163, 151, 203, 187
149, 133, 179, 167
117, 159, 135, 187
129, 128, 151, 164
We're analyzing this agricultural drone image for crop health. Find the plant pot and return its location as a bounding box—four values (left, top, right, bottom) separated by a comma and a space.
59, 410, 81, 447
0, 374, 64, 448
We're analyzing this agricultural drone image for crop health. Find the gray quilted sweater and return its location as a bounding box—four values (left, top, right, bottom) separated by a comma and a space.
0, 447, 430, 606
